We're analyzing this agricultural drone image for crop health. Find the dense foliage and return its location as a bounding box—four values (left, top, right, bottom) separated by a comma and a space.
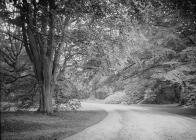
0, 0, 195, 112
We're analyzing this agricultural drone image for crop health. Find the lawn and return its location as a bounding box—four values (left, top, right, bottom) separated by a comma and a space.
138, 104, 196, 119
1, 110, 107, 140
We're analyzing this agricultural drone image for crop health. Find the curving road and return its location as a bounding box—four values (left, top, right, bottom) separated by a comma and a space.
64, 102, 196, 140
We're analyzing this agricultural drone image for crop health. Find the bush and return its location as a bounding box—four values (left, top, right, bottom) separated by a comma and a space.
54, 79, 80, 111
104, 92, 130, 104
55, 99, 81, 111
183, 92, 196, 106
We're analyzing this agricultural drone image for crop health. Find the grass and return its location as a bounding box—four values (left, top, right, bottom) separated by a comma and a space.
138, 104, 196, 119
1, 110, 107, 140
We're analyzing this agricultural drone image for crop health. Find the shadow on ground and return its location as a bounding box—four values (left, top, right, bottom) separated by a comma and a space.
1, 110, 107, 140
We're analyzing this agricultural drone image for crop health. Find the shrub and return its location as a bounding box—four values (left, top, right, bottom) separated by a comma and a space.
56, 99, 81, 111
53, 79, 80, 111
104, 92, 130, 104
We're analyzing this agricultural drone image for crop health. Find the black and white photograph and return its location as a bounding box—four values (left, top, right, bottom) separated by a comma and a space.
0, 0, 196, 140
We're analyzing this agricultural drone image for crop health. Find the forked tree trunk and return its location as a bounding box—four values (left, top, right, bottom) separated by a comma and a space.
20, 0, 59, 114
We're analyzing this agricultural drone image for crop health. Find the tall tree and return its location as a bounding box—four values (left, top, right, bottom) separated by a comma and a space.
0, 0, 110, 113
0, 0, 68, 113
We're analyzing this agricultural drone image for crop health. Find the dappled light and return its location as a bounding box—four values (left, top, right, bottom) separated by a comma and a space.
0, 0, 196, 139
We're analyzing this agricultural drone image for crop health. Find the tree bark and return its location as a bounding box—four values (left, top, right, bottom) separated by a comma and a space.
39, 57, 53, 113
35, 56, 54, 114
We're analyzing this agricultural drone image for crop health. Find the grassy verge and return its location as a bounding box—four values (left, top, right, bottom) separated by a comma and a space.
1, 110, 107, 140
138, 104, 196, 119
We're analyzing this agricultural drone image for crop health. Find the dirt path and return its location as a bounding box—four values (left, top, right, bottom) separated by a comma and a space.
64, 102, 196, 140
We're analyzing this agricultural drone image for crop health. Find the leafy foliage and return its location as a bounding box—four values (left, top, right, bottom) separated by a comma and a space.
0, 0, 196, 110
0, 26, 37, 111
93, 0, 196, 106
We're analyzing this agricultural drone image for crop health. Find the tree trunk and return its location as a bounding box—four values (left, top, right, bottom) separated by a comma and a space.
20, 0, 57, 115
179, 81, 186, 105
40, 57, 53, 114
37, 57, 54, 114
39, 86, 44, 112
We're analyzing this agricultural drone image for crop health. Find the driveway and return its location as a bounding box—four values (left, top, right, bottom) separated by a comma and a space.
64, 102, 196, 140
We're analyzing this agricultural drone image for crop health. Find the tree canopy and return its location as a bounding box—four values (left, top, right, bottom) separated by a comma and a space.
0, 0, 196, 113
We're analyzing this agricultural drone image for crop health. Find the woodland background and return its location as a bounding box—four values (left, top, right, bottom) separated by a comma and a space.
0, 0, 196, 113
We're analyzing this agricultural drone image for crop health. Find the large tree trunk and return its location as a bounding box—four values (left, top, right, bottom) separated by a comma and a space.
36, 58, 54, 114
39, 83, 53, 114
20, 0, 60, 114
26, 32, 54, 113
39, 88, 44, 112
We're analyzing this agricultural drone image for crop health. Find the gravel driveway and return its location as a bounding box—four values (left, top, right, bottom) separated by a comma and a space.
64, 102, 196, 140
